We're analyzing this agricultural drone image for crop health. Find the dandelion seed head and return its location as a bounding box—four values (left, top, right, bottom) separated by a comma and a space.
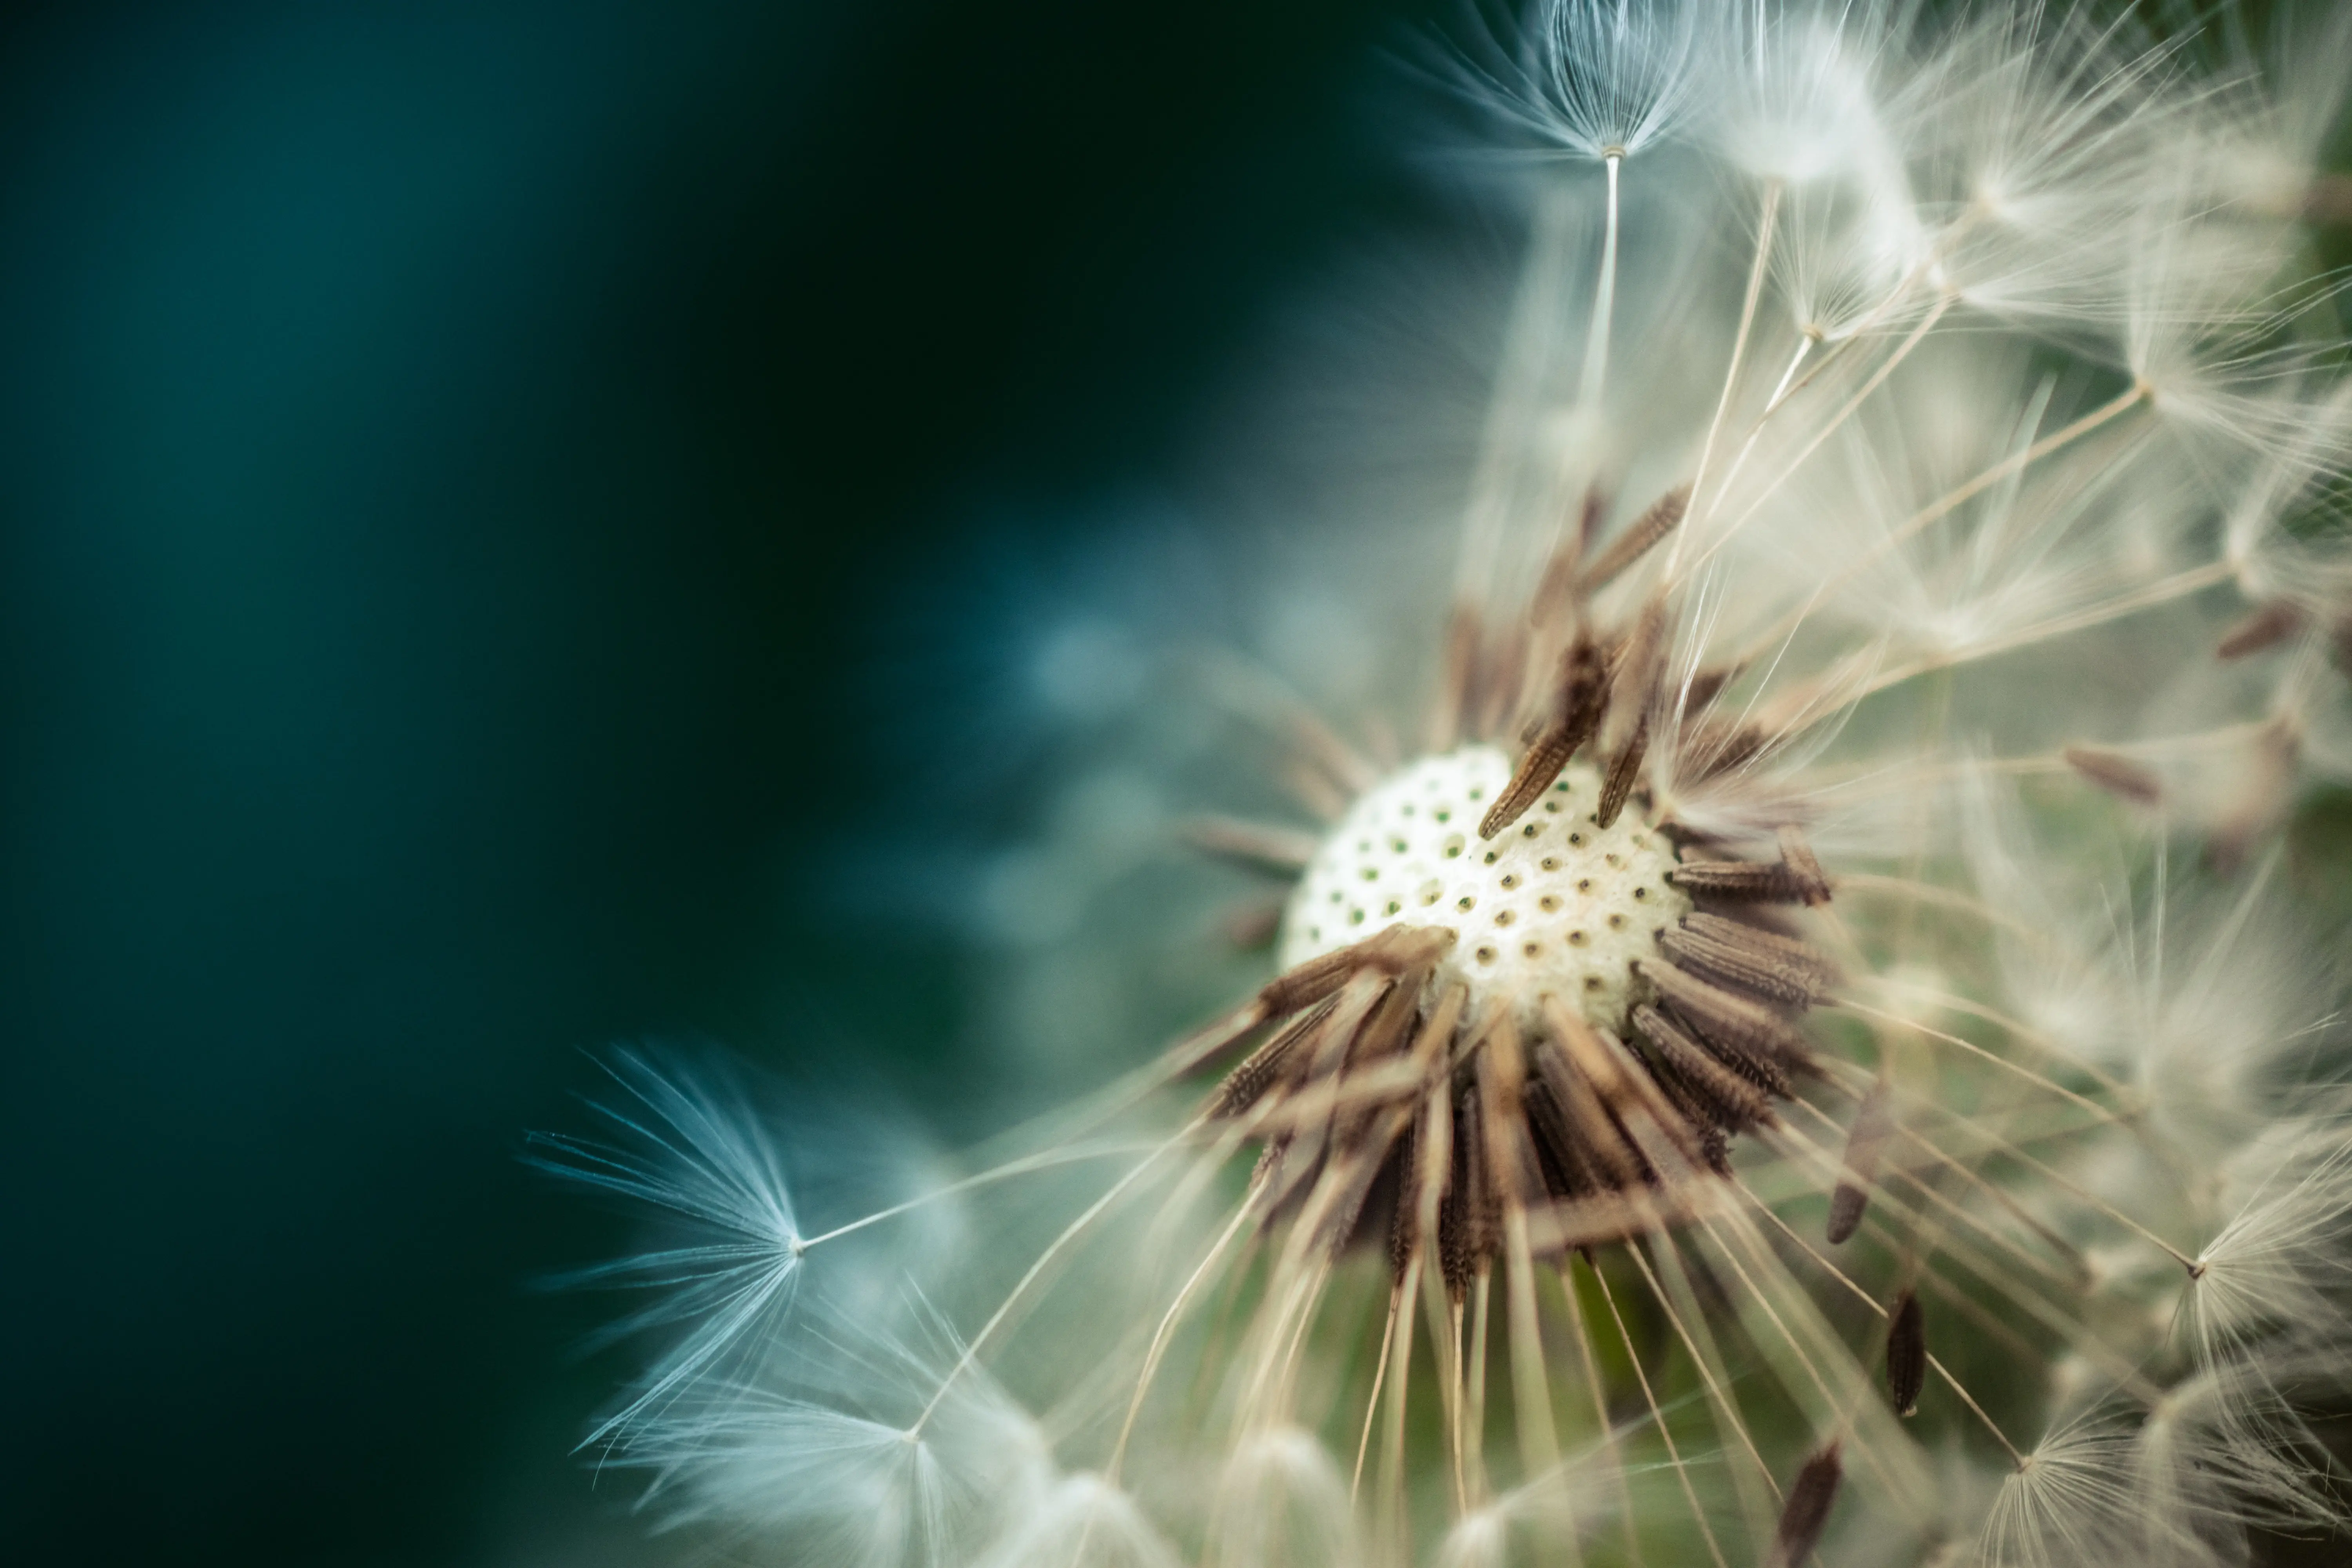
543, 4, 2352, 1564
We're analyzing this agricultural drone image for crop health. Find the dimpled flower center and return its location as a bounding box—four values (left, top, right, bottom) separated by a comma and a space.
1279, 747, 1691, 1029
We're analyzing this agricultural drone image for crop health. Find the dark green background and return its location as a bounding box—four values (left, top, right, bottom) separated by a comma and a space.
0, 2, 1447, 1562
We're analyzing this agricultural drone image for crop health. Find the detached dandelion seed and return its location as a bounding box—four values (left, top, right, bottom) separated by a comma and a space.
540, 4, 2352, 1565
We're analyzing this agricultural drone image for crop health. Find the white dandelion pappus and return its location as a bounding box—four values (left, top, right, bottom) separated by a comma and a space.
2175, 2, 2352, 225
542, 3, 2352, 1565
1452, 0, 1701, 163
973, 1470, 1187, 1568
613, 1305, 1061, 1566
526, 1047, 808, 1443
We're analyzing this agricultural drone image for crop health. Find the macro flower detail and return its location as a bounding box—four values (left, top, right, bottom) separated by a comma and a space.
1275, 752, 1698, 1022
539, 3, 2352, 1565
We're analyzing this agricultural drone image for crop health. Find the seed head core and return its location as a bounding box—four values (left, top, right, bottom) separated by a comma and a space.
1278, 747, 1690, 1028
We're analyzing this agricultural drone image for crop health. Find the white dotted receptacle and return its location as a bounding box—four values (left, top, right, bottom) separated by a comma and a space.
1278, 747, 1691, 1029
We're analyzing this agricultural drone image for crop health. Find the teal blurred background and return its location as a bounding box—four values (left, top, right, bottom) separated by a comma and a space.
0, 2, 1445, 1561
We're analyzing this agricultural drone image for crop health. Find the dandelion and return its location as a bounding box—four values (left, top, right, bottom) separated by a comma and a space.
542, 4, 2352, 1564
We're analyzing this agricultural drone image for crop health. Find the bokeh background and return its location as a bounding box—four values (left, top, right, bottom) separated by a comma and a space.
0, 2, 1451, 1563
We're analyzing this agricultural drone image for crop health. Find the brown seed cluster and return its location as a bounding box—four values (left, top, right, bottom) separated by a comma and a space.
1191, 481, 1846, 1287
1201, 829, 1839, 1283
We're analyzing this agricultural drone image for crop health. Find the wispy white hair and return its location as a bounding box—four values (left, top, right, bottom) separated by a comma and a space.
1449, 0, 1702, 159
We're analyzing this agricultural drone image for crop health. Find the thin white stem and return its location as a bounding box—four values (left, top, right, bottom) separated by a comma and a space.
1856, 975, 2138, 1103
794, 1139, 1158, 1251
1503, 1209, 1566, 1492
1688, 212, 1976, 557
1577, 154, 1625, 412
1747, 556, 2238, 757
1762, 332, 1818, 414
1832, 873, 2049, 938
1690, 333, 1816, 542
1736, 382, 2151, 658
1553, 1263, 1644, 1568
1765, 1108, 2172, 1402
1687, 1213, 1860, 1466
1739, 1183, 2026, 1465
1445, 1292, 1470, 1515
1626, 1235, 1780, 1503
1698, 1203, 1943, 1516
1673, 290, 1953, 589
1247, 1255, 1334, 1434
961, 997, 1263, 1171
1883, 383, 2147, 555
1673, 180, 1783, 580
1465, 1270, 1493, 1504
1352, 1281, 1405, 1503
910, 1143, 1171, 1437
1786, 1086, 2092, 1297
1847, 559, 2236, 701
1822, 1046, 2199, 1272
1835, 997, 2122, 1123
1592, 1258, 1733, 1568
1378, 1255, 1423, 1558
1105, 1194, 1257, 1483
